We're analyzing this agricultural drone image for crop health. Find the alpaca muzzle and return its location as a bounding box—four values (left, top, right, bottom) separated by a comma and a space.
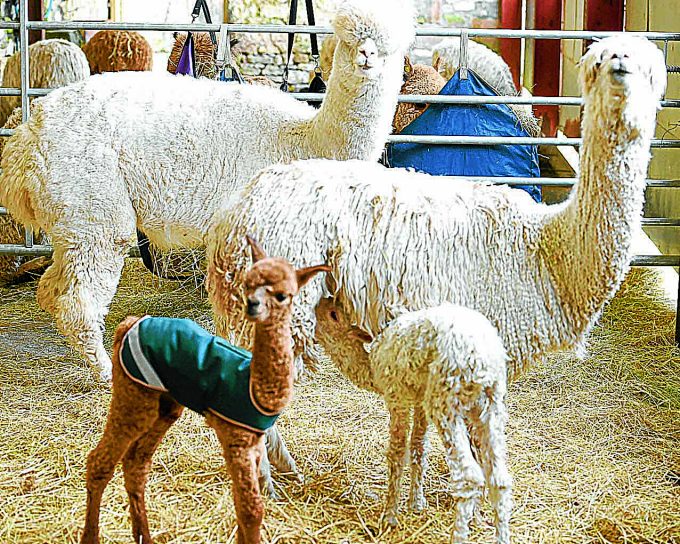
247, 299, 262, 318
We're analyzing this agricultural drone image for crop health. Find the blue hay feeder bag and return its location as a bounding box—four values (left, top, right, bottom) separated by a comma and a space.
387, 69, 541, 202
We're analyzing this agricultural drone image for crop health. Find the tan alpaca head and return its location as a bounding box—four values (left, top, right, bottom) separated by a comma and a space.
315, 297, 373, 345
332, 0, 415, 79
393, 56, 447, 133
244, 236, 330, 323
579, 36, 666, 106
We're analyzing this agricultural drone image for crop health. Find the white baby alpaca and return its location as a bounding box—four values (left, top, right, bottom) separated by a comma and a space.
315, 300, 511, 544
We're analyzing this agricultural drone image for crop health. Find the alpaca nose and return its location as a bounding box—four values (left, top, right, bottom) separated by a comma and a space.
360, 45, 376, 59
357, 38, 378, 67
247, 299, 261, 316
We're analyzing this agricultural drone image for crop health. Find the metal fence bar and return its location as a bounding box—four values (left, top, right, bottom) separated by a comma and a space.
2, 179, 680, 204
386, 135, 680, 147
18, 0, 33, 249
642, 219, 680, 226
296, 93, 680, 108
0, 241, 676, 268
6, 128, 680, 147
631, 255, 680, 266
2, 88, 679, 109
0, 21, 677, 41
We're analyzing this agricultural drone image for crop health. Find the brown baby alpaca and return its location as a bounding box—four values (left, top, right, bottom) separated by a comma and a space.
81, 236, 329, 544
393, 56, 447, 133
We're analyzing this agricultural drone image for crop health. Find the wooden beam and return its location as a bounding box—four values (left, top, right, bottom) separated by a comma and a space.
500, 0, 522, 89
109, 0, 123, 22
586, 0, 624, 32
28, 0, 43, 44
533, 0, 561, 136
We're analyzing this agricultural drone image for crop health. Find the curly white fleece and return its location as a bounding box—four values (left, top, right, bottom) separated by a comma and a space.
207, 35, 666, 382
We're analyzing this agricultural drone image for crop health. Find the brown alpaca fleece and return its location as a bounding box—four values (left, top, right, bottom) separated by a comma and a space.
167, 32, 277, 88
82, 30, 153, 74
81, 237, 329, 544
393, 56, 447, 133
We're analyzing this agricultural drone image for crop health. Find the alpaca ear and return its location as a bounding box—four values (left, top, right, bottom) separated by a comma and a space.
404, 56, 413, 76
246, 235, 267, 263
296, 265, 331, 290
349, 328, 373, 344
433, 56, 441, 72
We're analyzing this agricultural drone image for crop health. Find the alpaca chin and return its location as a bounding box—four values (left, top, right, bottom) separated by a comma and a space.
354, 62, 385, 79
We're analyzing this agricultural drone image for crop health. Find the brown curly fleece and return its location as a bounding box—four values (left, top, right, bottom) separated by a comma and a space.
82, 30, 153, 74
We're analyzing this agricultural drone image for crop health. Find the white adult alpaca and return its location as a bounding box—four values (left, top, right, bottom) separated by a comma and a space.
0, 0, 415, 381
207, 35, 666, 479
315, 300, 511, 543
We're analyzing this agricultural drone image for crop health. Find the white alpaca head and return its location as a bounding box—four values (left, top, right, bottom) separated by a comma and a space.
332, 0, 415, 79
579, 36, 666, 125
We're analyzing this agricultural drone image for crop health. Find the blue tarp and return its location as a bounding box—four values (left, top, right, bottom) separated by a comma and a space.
387, 69, 541, 202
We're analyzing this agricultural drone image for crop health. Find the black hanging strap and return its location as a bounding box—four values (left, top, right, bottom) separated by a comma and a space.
191, 0, 217, 46
281, 0, 321, 91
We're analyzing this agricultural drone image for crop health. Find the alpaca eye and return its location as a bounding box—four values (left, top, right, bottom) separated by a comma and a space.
275, 293, 288, 303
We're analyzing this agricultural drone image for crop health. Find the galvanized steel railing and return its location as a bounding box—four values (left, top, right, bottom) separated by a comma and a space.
0, 1, 678, 342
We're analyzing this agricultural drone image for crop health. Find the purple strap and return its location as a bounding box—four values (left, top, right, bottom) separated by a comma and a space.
176, 33, 196, 77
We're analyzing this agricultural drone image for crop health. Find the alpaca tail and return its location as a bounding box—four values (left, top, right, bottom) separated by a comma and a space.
112, 316, 143, 354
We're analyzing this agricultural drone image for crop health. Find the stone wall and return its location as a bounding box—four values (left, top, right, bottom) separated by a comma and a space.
0, 0, 500, 89
231, 0, 500, 90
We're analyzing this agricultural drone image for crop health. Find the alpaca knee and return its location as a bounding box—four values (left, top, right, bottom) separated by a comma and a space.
85, 449, 117, 492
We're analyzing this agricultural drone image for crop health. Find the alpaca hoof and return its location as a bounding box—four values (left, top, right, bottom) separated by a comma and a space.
98, 366, 113, 384
364, 490, 380, 502
384, 511, 399, 528
408, 495, 427, 513
262, 481, 281, 500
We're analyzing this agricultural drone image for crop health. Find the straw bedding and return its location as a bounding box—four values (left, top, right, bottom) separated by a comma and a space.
0, 261, 678, 543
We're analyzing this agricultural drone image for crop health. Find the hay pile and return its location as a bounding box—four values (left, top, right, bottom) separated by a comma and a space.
82, 30, 153, 75
0, 262, 678, 543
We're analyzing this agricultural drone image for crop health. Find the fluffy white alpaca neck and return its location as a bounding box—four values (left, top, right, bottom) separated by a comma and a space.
544, 81, 656, 333
303, 45, 403, 161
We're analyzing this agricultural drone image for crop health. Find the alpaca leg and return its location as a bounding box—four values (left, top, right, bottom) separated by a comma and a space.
384, 405, 409, 527
468, 399, 512, 544
431, 412, 484, 544
265, 425, 302, 482
209, 418, 265, 544
82, 388, 159, 544
122, 396, 184, 544
40, 236, 130, 382
408, 405, 429, 513
257, 447, 279, 500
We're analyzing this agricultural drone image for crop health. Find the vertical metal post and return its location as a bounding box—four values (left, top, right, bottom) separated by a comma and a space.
19, 0, 33, 248
676, 273, 680, 347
